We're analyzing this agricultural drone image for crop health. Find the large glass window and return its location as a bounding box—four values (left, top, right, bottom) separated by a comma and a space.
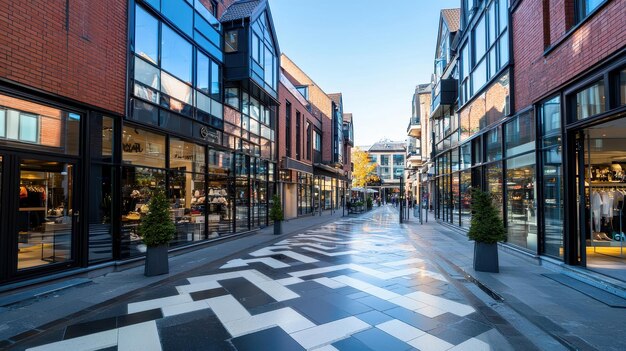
161, 25, 192, 83
460, 142, 472, 169
162, 0, 193, 36
122, 126, 166, 168
486, 127, 502, 161
506, 153, 537, 252
473, 15, 486, 64
135, 6, 159, 64
0, 94, 80, 155
505, 112, 535, 157
540, 96, 563, 258
460, 170, 472, 228
575, 80, 605, 120
486, 161, 503, 213
393, 154, 404, 166
380, 155, 390, 166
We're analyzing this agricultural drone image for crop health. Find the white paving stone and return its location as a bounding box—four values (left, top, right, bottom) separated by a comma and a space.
26, 329, 118, 351
175, 280, 221, 294
302, 247, 359, 256
220, 257, 290, 269
161, 299, 211, 317
224, 307, 315, 337
448, 337, 492, 351
255, 280, 300, 301
408, 333, 454, 351
290, 317, 371, 349
406, 291, 475, 316
382, 258, 425, 267
314, 277, 347, 289
388, 296, 429, 311
118, 321, 162, 351
376, 320, 425, 342
276, 277, 305, 286
332, 276, 400, 300
207, 295, 251, 323
127, 294, 193, 314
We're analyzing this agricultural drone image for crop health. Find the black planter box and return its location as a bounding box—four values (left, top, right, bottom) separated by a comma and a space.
145, 244, 169, 276
473, 242, 499, 273
274, 221, 282, 235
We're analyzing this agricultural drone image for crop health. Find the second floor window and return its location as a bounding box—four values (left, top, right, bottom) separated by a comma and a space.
575, 0, 605, 23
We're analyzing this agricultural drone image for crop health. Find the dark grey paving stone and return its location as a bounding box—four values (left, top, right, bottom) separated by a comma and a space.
450, 318, 493, 337
332, 336, 374, 351
190, 287, 229, 301
158, 309, 232, 351
286, 298, 351, 325
248, 301, 287, 316
220, 278, 275, 310
230, 327, 304, 351
542, 273, 626, 308
428, 325, 472, 345
302, 269, 355, 281
352, 327, 412, 351
355, 296, 398, 312
387, 285, 416, 295
318, 293, 372, 315
384, 307, 442, 331
63, 317, 117, 339
117, 308, 163, 328
333, 286, 363, 296
355, 310, 394, 325
433, 312, 462, 325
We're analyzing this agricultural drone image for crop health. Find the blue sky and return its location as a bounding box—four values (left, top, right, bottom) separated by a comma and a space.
270, 0, 461, 147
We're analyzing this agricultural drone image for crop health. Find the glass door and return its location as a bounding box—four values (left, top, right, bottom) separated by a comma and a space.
17, 159, 76, 271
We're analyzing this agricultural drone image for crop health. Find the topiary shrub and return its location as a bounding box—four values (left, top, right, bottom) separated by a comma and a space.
138, 188, 176, 247
468, 188, 506, 244
269, 194, 284, 222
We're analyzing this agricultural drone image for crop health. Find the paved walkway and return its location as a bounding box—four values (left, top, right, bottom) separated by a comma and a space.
5, 206, 626, 350
0, 210, 346, 347
9, 207, 517, 351
403, 215, 626, 351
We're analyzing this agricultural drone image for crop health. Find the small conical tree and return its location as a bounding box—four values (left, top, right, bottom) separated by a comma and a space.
269, 194, 284, 222
138, 188, 176, 247
468, 188, 506, 244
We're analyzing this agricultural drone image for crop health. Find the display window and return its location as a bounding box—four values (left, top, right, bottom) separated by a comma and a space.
505, 153, 537, 252
17, 160, 74, 270
169, 171, 206, 246
122, 126, 166, 168
120, 166, 166, 257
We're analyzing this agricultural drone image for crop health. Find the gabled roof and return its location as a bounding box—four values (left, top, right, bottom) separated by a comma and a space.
220, 0, 281, 54
328, 93, 342, 106
220, 0, 262, 22
369, 140, 406, 153
441, 8, 461, 33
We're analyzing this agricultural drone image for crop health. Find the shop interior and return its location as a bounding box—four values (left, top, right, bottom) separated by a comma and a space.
18, 160, 73, 270
581, 118, 626, 280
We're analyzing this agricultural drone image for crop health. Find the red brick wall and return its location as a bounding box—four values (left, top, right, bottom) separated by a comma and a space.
278, 81, 315, 166
512, 0, 626, 111
0, 0, 128, 115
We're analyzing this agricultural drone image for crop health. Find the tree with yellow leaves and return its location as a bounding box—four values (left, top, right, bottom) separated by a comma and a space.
352, 148, 377, 188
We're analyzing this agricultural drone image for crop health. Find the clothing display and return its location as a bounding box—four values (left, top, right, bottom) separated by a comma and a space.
590, 187, 626, 242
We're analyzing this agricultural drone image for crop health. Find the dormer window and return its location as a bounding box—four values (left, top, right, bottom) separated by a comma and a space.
225, 30, 238, 53
296, 86, 309, 100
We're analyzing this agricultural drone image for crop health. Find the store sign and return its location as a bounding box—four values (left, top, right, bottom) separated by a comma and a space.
123, 142, 143, 153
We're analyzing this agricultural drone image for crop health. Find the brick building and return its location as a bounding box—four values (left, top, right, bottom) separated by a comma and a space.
281, 54, 353, 214
427, 0, 626, 280
0, 0, 282, 287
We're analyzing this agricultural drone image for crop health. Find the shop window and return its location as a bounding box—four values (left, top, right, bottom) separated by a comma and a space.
225, 30, 238, 53
91, 115, 114, 162
486, 127, 502, 161
619, 69, 626, 106
120, 167, 166, 258
135, 6, 159, 65
506, 153, 537, 252
486, 161, 503, 213
0, 94, 80, 155
460, 170, 472, 228
88, 164, 114, 262
451, 148, 459, 172
169, 170, 206, 246
472, 137, 482, 165
122, 126, 166, 168
575, 80, 606, 120
505, 111, 535, 157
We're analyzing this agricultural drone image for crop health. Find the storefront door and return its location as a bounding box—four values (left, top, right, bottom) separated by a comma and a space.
575, 119, 626, 280
0, 154, 79, 280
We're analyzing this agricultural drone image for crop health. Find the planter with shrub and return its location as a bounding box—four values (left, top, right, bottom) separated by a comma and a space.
269, 194, 284, 235
139, 188, 176, 277
468, 188, 506, 273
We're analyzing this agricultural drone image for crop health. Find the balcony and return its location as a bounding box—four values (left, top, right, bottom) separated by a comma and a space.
407, 117, 421, 138
406, 147, 423, 168
430, 78, 457, 119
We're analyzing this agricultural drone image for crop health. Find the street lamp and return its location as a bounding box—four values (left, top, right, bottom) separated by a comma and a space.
400, 167, 419, 224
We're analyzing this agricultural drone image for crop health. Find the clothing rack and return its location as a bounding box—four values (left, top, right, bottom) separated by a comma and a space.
588, 182, 625, 257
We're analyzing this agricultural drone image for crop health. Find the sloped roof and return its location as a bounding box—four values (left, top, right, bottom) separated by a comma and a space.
369, 140, 406, 152
441, 8, 461, 33
328, 93, 342, 106
220, 0, 263, 22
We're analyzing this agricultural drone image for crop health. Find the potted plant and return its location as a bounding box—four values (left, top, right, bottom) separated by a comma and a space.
139, 188, 176, 276
269, 194, 284, 235
366, 196, 373, 210
468, 188, 506, 273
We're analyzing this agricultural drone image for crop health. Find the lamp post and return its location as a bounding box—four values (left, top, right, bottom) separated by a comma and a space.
400, 167, 419, 224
